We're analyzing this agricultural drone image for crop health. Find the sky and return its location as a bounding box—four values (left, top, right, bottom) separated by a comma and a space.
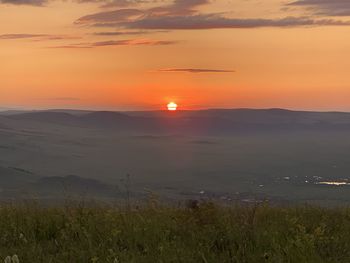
1, 0, 350, 111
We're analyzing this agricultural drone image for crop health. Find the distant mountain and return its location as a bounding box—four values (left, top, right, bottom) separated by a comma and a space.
126, 108, 350, 133
0, 110, 31, 116
8, 111, 79, 124
6, 111, 135, 127
128, 108, 350, 124
4, 108, 350, 134
46, 109, 93, 116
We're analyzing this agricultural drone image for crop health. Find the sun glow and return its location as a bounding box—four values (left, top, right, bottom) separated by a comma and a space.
167, 102, 178, 111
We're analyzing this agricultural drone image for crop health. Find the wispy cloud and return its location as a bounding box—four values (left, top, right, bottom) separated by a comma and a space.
49, 38, 177, 48
93, 30, 146, 36
75, 0, 211, 26
0, 0, 152, 7
47, 45, 92, 49
0, 34, 80, 41
120, 15, 350, 30
75, 9, 144, 25
100, 0, 152, 9
92, 30, 167, 36
0, 34, 47, 39
75, 0, 209, 26
92, 39, 176, 46
75, 0, 350, 30
0, 0, 157, 8
148, 0, 209, 16
158, 68, 235, 73
76, 0, 152, 8
39, 35, 81, 40
287, 0, 350, 16
0, 0, 46, 6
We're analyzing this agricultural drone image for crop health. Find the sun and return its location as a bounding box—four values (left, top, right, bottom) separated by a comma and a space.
167, 102, 178, 111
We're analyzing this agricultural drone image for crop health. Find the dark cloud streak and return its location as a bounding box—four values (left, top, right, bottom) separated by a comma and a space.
49, 38, 177, 48
287, 0, 350, 16
0, 34, 80, 41
100, 0, 151, 8
148, 0, 209, 16
75, 0, 350, 30
75, 0, 210, 25
92, 30, 167, 36
0, 0, 152, 7
0, 34, 47, 39
158, 68, 235, 73
75, 8, 144, 25
92, 39, 176, 46
0, 0, 46, 5
120, 15, 350, 29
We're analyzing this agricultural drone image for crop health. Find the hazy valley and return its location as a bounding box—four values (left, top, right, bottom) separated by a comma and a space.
1, 108, 350, 205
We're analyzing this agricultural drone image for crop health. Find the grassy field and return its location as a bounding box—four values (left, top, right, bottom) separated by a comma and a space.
1, 202, 350, 262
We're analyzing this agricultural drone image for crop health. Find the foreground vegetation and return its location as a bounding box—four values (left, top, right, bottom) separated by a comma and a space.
1, 202, 350, 262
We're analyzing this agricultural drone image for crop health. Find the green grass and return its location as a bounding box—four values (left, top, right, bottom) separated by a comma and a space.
1, 202, 350, 262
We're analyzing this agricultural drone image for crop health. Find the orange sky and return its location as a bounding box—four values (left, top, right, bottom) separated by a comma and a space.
1, 0, 350, 111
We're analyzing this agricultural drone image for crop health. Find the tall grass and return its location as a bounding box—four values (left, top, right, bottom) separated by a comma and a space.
0, 202, 350, 262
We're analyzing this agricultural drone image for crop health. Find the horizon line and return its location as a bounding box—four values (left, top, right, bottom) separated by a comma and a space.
2, 107, 350, 114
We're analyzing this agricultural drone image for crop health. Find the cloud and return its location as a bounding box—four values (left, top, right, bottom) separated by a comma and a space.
92, 39, 176, 46
148, 0, 209, 16
120, 15, 350, 29
49, 38, 177, 48
75, 8, 144, 25
92, 30, 167, 36
0, 34, 47, 39
75, 0, 152, 8
47, 45, 93, 49
287, 0, 350, 16
101, 0, 136, 8
75, 0, 209, 25
0, 0, 151, 6
0, 34, 80, 41
100, 0, 152, 8
40, 35, 81, 40
93, 30, 147, 36
75, 0, 350, 30
158, 68, 235, 73
0, 0, 46, 5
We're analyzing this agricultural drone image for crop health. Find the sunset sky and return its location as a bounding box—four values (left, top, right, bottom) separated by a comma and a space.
1, 0, 350, 111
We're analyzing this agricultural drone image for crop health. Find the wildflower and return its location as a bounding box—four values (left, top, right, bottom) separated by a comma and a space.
19, 233, 27, 243
11, 255, 19, 263
91, 257, 98, 263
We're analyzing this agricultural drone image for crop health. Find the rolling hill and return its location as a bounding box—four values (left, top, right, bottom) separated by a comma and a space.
4, 108, 350, 134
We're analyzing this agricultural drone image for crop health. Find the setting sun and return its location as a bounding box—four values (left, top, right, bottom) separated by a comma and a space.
167, 102, 178, 111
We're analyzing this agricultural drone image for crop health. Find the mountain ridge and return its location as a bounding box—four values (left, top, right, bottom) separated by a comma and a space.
3, 108, 350, 134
